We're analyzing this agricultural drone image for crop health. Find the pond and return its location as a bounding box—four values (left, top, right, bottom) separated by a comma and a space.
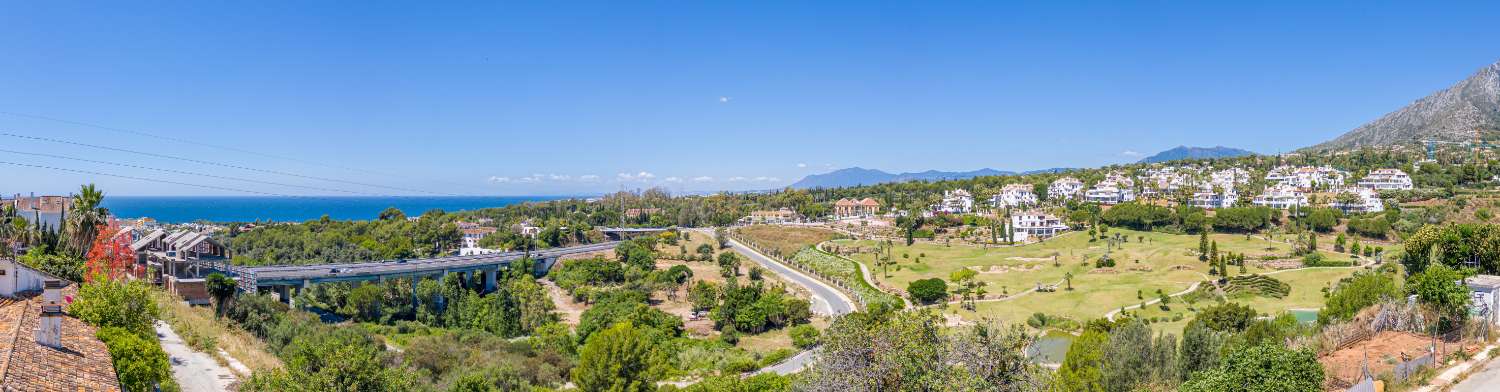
1289, 309, 1320, 324
1026, 330, 1075, 365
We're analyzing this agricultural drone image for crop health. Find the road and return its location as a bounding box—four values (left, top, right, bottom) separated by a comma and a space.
717, 232, 856, 316
1452, 355, 1500, 392
156, 321, 237, 392
699, 229, 856, 375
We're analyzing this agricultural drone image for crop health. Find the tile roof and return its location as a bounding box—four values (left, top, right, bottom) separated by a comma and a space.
0, 286, 122, 392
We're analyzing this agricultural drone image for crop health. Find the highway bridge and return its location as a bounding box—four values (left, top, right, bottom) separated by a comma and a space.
234, 241, 619, 303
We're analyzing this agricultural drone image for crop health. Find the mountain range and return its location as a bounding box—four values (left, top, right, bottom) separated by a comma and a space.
1138, 146, 1256, 163
789, 167, 1073, 189
1310, 60, 1500, 150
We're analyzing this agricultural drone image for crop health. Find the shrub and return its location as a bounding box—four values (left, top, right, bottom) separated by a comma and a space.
96, 326, 176, 392
906, 278, 949, 304
789, 324, 820, 349
69, 277, 159, 337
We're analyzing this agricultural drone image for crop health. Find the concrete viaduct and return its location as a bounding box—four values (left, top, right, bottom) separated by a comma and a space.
224, 227, 672, 304
234, 241, 619, 304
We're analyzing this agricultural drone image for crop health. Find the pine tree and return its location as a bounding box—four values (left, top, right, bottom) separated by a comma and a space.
1198, 230, 1209, 261
1210, 241, 1218, 264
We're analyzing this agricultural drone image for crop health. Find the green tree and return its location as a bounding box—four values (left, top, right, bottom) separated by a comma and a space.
1319, 270, 1399, 324
573, 322, 660, 392
205, 272, 238, 318
62, 183, 108, 258
1178, 321, 1224, 381
789, 324, 820, 349
906, 278, 948, 304
96, 326, 176, 392
717, 252, 741, 279
1405, 263, 1471, 329
1198, 230, 1209, 261
69, 276, 158, 337
1179, 344, 1323, 392
1054, 329, 1107, 392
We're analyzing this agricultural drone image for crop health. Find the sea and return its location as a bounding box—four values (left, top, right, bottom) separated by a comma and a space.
100, 196, 573, 223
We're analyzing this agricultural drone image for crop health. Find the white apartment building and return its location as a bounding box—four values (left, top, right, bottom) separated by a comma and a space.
990, 184, 1037, 209
1049, 177, 1085, 201
1266, 165, 1347, 190
1357, 168, 1414, 191
1085, 181, 1136, 205
1328, 187, 1386, 214
1210, 168, 1251, 189
1252, 183, 1308, 210
1188, 184, 1237, 210
1011, 211, 1069, 242
932, 189, 975, 214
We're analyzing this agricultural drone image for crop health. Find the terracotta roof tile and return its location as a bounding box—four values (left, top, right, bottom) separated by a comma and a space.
0, 286, 122, 392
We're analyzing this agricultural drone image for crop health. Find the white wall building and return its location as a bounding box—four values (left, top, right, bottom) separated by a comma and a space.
1252, 183, 1308, 210
1011, 211, 1069, 242
1048, 177, 1085, 201
933, 189, 975, 214
990, 184, 1037, 209
1267, 165, 1347, 190
1357, 168, 1414, 191
1085, 181, 1136, 205
1188, 184, 1237, 210
1328, 187, 1385, 214
1210, 168, 1251, 189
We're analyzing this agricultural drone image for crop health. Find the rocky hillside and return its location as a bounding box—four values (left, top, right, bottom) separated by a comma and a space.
1309, 60, 1500, 151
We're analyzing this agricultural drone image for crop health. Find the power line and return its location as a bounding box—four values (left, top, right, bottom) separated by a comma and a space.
1, 131, 461, 196
0, 160, 296, 197
0, 111, 495, 192
0, 148, 384, 196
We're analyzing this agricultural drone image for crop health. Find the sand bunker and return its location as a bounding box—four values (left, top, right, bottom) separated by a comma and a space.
1006, 256, 1054, 262
966, 264, 1044, 274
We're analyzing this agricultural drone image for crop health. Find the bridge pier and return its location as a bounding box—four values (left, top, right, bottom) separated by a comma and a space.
483, 268, 497, 292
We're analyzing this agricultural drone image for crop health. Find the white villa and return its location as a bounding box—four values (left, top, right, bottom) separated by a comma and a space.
1357, 168, 1414, 191
933, 189, 975, 214
1266, 165, 1347, 190
1048, 177, 1086, 201
990, 184, 1037, 209
1329, 187, 1386, 214
1188, 184, 1237, 210
1011, 211, 1069, 242
1085, 181, 1136, 205
1210, 168, 1251, 189
1252, 183, 1309, 210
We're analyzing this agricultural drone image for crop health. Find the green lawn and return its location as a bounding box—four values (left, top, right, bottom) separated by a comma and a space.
835, 228, 1362, 332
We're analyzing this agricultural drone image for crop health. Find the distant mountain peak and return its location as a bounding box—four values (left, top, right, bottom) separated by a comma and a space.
1139, 146, 1256, 163
789, 167, 1071, 189
1309, 59, 1500, 151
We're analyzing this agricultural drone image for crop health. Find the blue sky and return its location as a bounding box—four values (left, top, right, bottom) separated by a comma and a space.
2, 1, 1498, 196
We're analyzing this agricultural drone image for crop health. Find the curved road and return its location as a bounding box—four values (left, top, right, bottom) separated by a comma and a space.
696, 229, 855, 375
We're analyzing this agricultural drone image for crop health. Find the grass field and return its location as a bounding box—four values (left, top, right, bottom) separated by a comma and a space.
834, 228, 1364, 332
153, 291, 282, 374
733, 225, 842, 258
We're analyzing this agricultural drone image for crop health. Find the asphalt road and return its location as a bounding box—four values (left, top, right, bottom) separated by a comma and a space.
703, 229, 856, 376
156, 321, 237, 392
1452, 354, 1500, 392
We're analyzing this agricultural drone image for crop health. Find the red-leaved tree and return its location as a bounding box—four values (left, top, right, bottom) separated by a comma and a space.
85, 221, 134, 282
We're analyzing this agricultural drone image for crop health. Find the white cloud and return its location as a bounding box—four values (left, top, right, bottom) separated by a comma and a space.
487, 176, 510, 183
578, 174, 600, 182
692, 176, 714, 182
1121, 150, 1143, 157
754, 176, 781, 182
664, 177, 683, 183
548, 174, 571, 181
727, 176, 747, 182
719, 96, 732, 103
617, 171, 657, 182
796, 163, 807, 168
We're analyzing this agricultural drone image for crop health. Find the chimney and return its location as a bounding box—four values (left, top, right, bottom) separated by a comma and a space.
35, 279, 64, 349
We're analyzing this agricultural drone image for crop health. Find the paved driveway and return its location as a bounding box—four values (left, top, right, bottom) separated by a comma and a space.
156, 321, 237, 392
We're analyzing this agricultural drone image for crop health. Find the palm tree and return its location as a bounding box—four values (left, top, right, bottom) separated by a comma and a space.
62, 184, 108, 258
